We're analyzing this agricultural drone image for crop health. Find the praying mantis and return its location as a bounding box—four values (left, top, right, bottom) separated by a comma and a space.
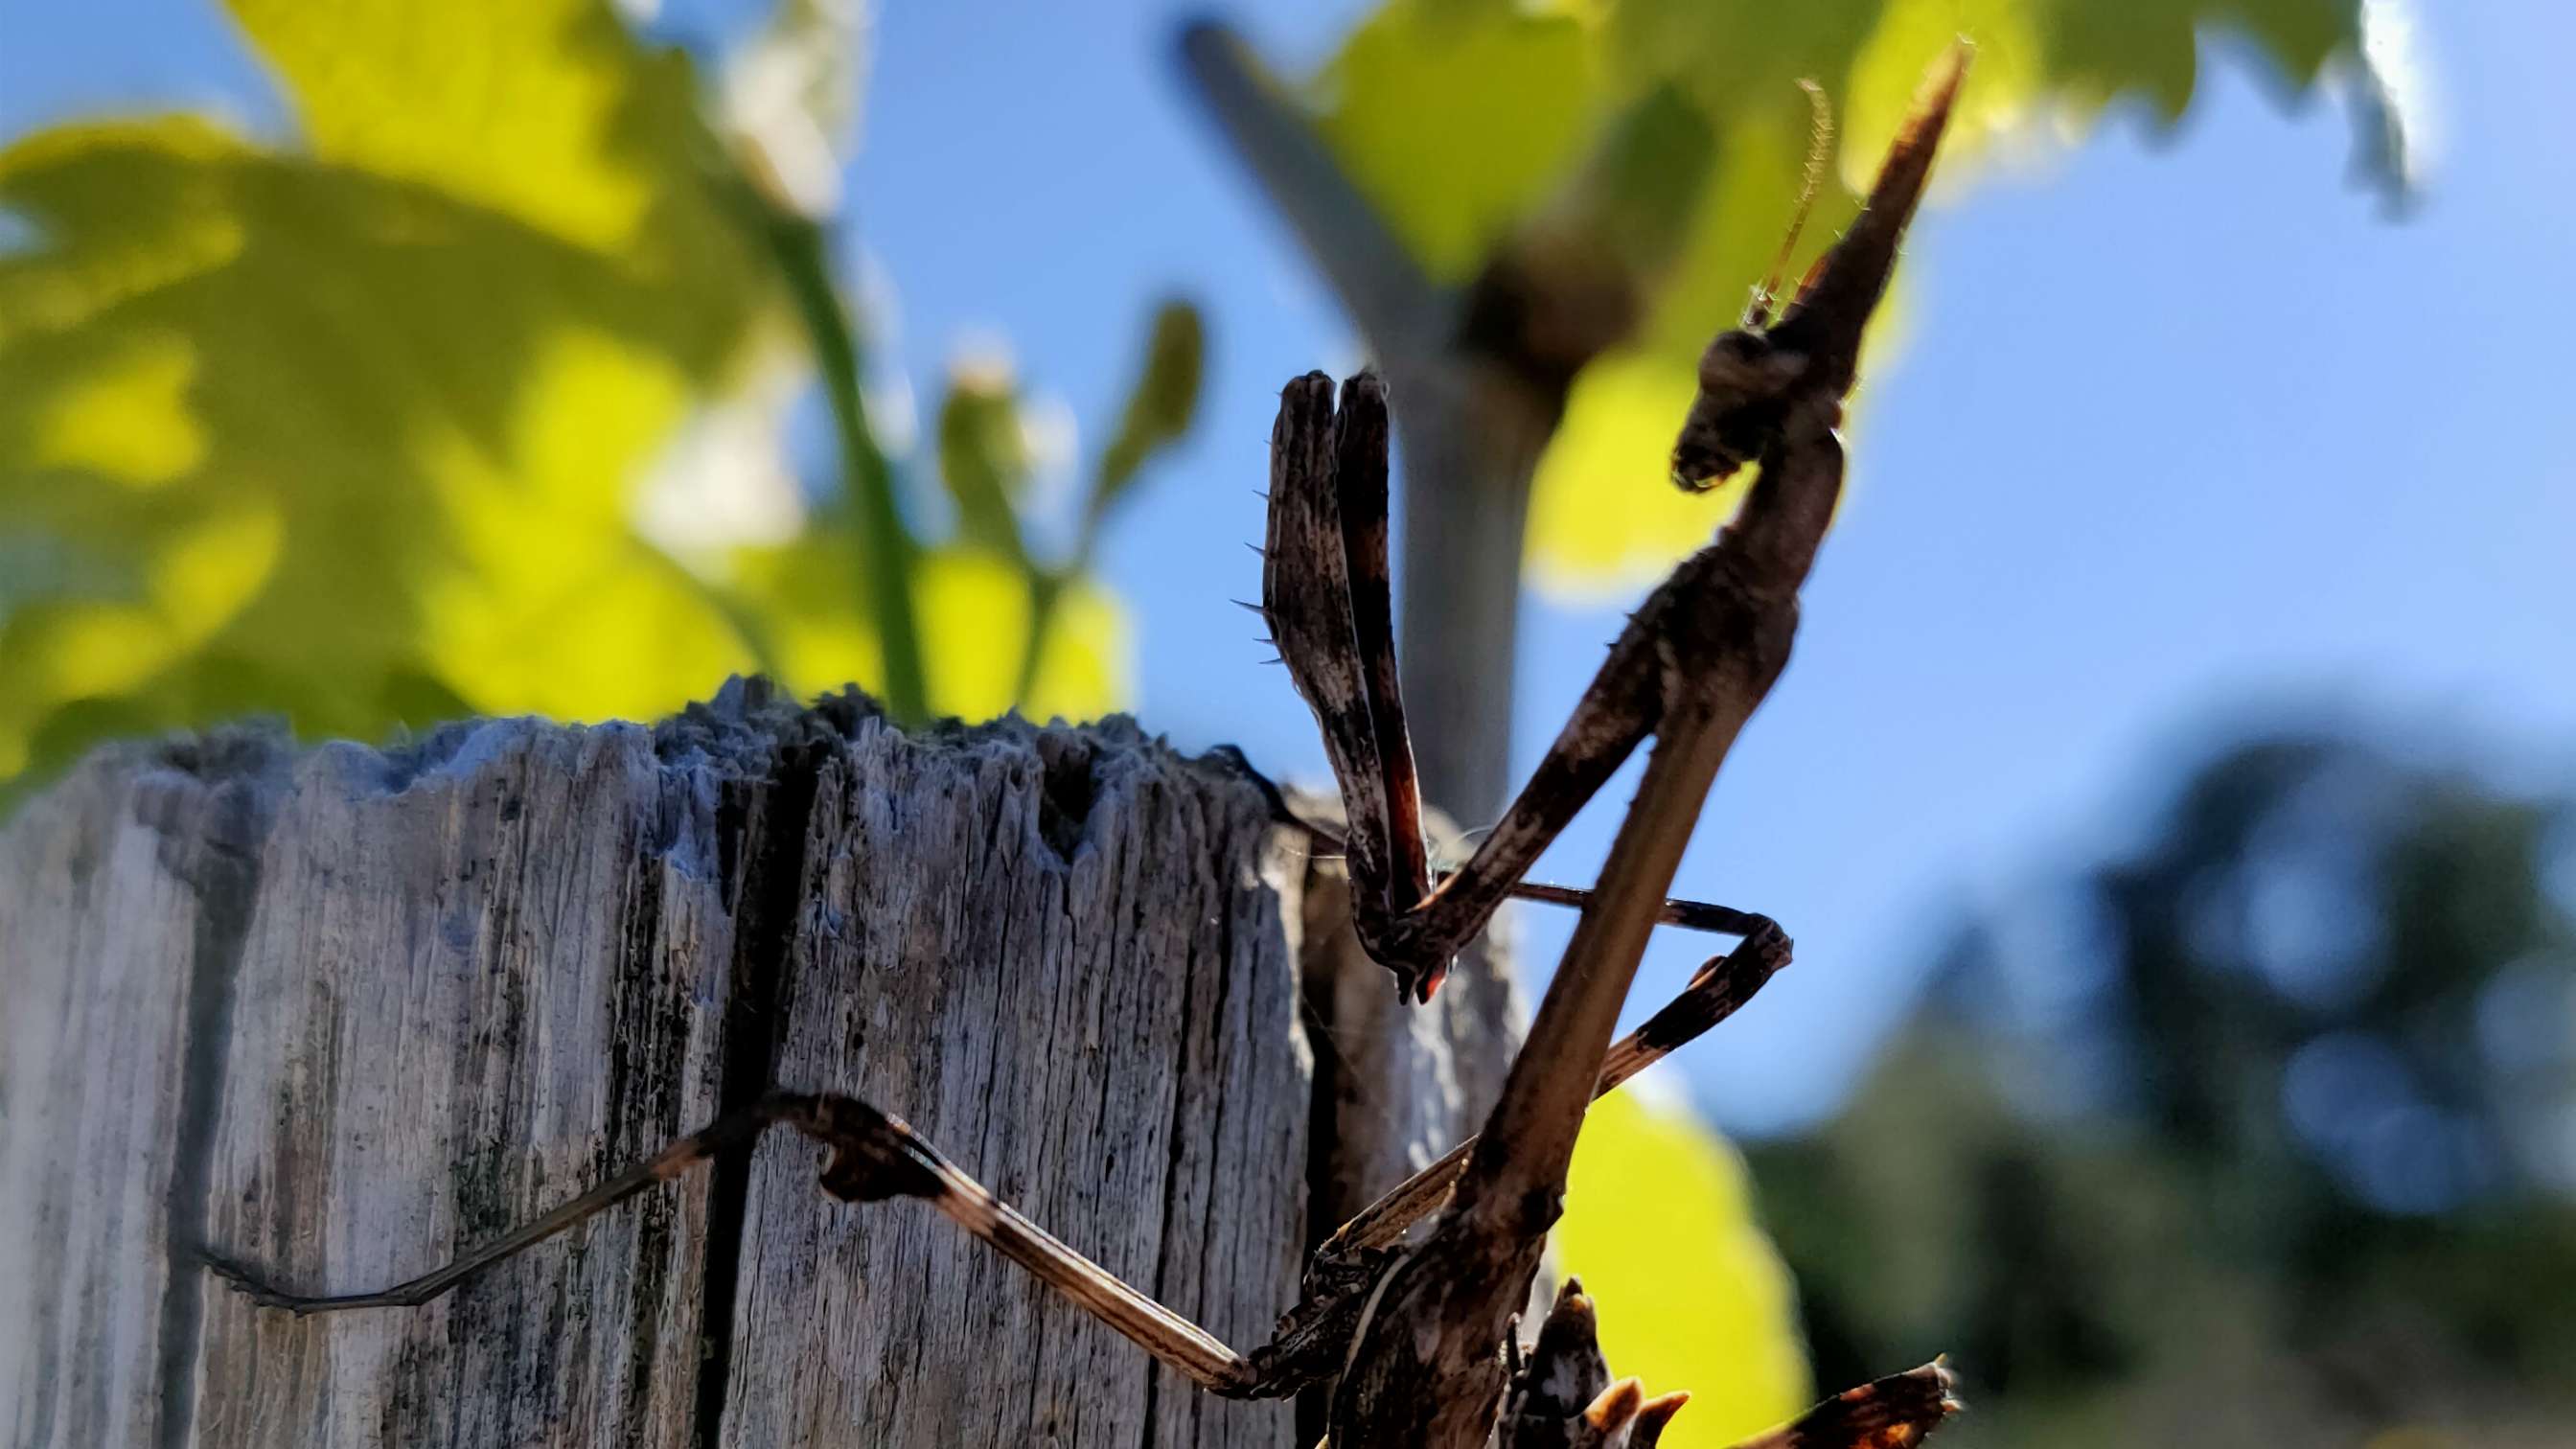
204, 41, 1974, 1449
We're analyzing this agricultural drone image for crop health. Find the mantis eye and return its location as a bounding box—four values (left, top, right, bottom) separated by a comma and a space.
1669, 432, 1751, 494
1693, 330, 1776, 400
1673, 332, 1810, 491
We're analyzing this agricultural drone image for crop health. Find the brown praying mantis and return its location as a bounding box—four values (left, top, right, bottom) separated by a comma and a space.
202, 41, 1974, 1449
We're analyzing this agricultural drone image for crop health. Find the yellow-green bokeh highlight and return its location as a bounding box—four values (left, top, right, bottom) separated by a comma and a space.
1560, 1092, 1812, 1444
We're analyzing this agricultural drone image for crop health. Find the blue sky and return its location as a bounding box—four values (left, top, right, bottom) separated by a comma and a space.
8, 1, 2570, 1133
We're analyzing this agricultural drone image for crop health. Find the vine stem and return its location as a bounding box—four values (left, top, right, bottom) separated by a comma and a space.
759, 209, 932, 726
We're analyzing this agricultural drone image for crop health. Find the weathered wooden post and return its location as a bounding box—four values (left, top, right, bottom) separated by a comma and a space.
0, 679, 1518, 1447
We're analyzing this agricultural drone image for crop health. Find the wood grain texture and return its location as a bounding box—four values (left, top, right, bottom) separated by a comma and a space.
0, 735, 283, 1449
717, 713, 1310, 1448
0, 681, 1392, 1448
194, 715, 746, 1449
1287, 790, 1521, 1258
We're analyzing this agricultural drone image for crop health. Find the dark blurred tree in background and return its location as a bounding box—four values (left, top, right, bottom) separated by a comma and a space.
1755, 722, 2576, 1446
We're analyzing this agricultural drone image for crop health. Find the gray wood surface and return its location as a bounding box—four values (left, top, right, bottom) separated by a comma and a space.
0, 681, 1507, 1447
1286, 792, 1521, 1245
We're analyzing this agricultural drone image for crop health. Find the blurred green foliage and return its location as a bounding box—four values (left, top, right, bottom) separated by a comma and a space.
1308, 0, 2412, 593
1755, 730, 2576, 1446
1559, 1091, 1816, 1440
0, 0, 758, 780
0, 0, 2413, 787
934, 299, 1206, 702
0, 0, 1197, 801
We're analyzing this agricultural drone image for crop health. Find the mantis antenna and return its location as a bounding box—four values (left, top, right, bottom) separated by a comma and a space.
1746, 78, 1837, 328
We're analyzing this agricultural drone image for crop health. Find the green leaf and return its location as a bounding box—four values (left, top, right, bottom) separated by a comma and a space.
1310, 0, 2416, 594
227, 0, 740, 259
1558, 1092, 1813, 1445
1314, 0, 1604, 282
1084, 297, 1206, 555
0, 1, 775, 786
727, 526, 1125, 725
